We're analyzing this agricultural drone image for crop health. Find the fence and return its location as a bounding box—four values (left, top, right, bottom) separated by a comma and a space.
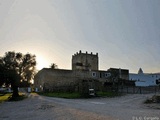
103, 85, 160, 94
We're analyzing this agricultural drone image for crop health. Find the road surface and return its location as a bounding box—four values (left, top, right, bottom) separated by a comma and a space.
0, 93, 159, 120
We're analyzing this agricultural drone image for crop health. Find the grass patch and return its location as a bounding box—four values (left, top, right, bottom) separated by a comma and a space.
38, 92, 81, 99
38, 91, 122, 99
0, 93, 27, 103
0, 93, 12, 103
96, 91, 122, 97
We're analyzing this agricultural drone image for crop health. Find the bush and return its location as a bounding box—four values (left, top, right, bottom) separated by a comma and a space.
144, 95, 160, 104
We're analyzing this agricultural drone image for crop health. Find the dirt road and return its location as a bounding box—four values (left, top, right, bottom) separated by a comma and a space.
0, 93, 159, 120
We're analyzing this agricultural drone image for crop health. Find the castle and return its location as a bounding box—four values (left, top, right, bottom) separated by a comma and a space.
34, 50, 113, 92
34, 50, 160, 92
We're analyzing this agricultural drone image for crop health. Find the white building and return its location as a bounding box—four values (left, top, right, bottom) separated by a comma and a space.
129, 68, 160, 86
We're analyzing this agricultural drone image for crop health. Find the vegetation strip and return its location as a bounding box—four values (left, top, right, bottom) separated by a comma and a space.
38, 92, 81, 99
38, 91, 122, 99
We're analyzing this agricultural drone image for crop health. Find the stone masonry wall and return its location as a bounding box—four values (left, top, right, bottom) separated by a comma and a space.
34, 68, 110, 92
72, 50, 98, 71
34, 68, 81, 92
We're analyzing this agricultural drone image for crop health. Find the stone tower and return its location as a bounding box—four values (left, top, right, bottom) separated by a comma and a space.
72, 50, 98, 71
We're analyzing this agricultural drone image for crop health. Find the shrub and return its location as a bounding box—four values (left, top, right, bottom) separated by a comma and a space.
144, 95, 160, 104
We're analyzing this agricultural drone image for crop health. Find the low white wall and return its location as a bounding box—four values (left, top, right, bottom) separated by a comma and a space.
129, 73, 160, 86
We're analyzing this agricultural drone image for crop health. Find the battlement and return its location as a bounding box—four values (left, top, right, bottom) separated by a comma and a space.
72, 50, 98, 57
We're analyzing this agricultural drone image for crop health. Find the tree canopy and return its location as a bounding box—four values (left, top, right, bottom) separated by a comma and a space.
0, 51, 36, 97
50, 63, 58, 69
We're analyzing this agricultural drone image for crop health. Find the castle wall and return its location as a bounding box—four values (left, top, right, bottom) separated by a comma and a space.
34, 68, 111, 92
34, 68, 80, 92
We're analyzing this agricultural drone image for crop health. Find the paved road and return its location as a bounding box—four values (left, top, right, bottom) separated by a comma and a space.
0, 93, 160, 120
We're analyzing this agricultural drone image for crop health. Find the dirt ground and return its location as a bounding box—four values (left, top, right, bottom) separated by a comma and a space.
0, 93, 160, 120
0, 93, 114, 120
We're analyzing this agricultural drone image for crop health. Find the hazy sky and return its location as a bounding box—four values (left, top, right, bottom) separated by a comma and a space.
0, 0, 160, 73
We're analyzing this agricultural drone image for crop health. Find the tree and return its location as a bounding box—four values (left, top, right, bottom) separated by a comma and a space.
20, 53, 36, 84
0, 51, 36, 98
0, 58, 5, 86
50, 63, 58, 69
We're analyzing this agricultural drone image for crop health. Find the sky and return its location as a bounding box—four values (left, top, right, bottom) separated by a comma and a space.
0, 0, 160, 73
